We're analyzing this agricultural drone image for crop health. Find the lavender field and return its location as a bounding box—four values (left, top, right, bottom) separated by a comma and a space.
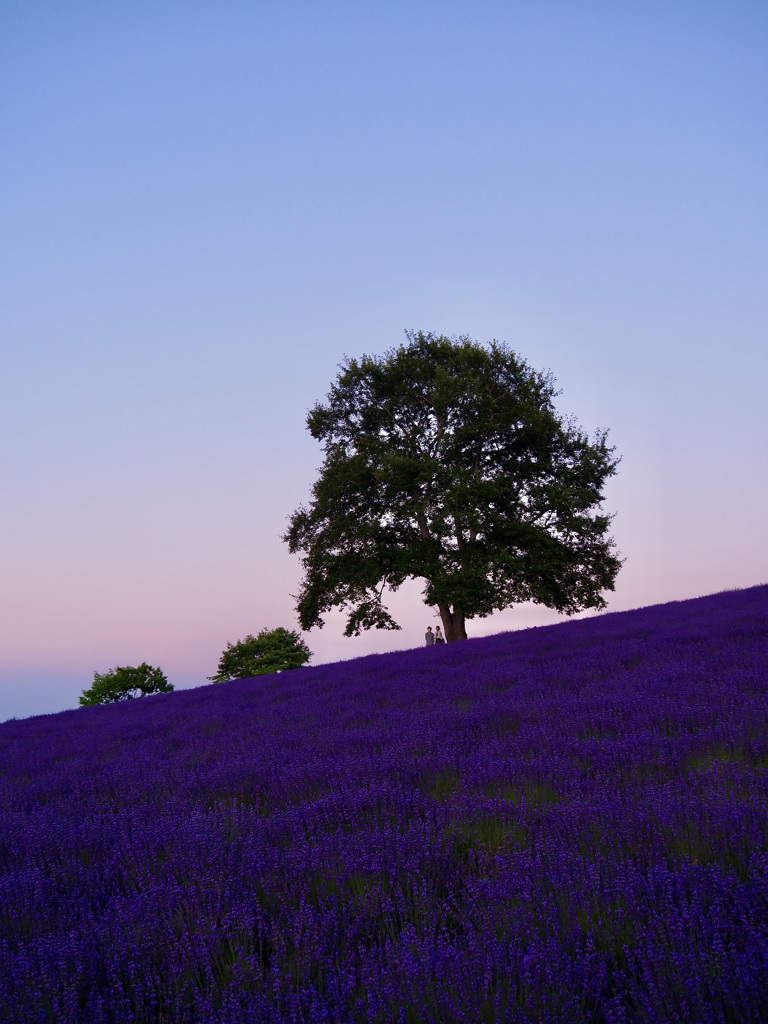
2, 587, 768, 1023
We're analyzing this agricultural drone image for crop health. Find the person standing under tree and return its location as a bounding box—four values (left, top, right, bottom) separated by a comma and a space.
434, 626, 445, 644
425, 627, 435, 646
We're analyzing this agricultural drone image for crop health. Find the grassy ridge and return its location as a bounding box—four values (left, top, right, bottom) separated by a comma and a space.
1, 586, 767, 1022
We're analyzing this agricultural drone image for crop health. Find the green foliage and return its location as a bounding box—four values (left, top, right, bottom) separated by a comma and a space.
284, 330, 623, 641
79, 663, 173, 706
208, 627, 311, 682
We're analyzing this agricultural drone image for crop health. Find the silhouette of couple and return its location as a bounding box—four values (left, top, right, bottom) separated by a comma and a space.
425, 625, 445, 646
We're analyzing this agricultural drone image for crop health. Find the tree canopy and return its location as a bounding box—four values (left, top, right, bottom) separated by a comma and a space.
284, 331, 622, 642
208, 627, 311, 682
79, 663, 173, 706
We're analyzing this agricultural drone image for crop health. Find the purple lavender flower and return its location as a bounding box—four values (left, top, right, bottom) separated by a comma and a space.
1, 585, 767, 1021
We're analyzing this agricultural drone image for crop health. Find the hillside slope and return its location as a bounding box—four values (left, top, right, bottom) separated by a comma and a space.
1, 586, 768, 1022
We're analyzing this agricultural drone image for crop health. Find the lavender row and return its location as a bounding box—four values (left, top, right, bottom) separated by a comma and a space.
1, 586, 767, 1021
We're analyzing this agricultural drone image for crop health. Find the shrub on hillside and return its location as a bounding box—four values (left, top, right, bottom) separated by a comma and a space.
79, 663, 173, 706
208, 627, 311, 682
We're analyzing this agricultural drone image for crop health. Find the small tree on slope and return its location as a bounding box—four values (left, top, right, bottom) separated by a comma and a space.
208, 628, 311, 682
284, 331, 622, 642
79, 663, 173, 706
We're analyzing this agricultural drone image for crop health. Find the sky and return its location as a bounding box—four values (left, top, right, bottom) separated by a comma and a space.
1, 0, 766, 721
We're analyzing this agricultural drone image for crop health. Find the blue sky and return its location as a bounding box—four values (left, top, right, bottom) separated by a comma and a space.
1, 1, 766, 720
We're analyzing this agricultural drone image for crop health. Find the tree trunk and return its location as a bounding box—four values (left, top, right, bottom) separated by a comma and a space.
437, 603, 467, 642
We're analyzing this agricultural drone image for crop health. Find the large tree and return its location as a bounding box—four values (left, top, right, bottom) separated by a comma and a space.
284, 331, 622, 642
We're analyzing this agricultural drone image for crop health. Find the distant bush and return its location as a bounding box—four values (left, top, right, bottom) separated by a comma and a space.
208, 627, 311, 682
79, 663, 173, 706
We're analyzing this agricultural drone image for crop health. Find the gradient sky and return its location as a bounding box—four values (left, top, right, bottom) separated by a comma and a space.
1, 1, 766, 721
